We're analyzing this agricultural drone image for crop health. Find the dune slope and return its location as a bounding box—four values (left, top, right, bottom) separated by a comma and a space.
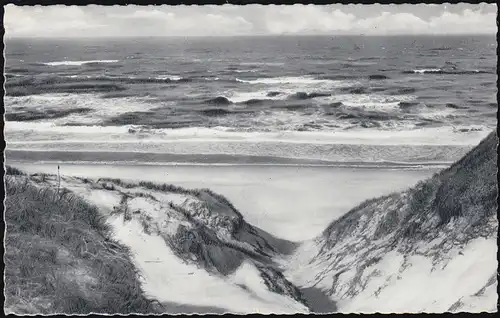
8, 171, 311, 314
284, 132, 498, 313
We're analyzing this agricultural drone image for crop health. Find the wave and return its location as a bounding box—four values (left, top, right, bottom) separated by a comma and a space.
287, 92, 331, 100
398, 101, 422, 110
4, 67, 33, 74
5, 133, 483, 170
430, 47, 453, 51
42, 60, 120, 66
403, 69, 491, 75
240, 99, 270, 106
235, 76, 340, 85
62, 74, 188, 83
5, 74, 192, 96
5, 121, 138, 134
340, 86, 368, 95
445, 103, 469, 110
5, 107, 93, 122
199, 108, 235, 117
205, 96, 233, 105
317, 93, 416, 111
207, 90, 332, 105
4, 93, 158, 125
368, 74, 390, 80
225, 90, 288, 104
5, 82, 128, 97
155, 75, 183, 81
239, 62, 285, 66
233, 69, 258, 73
5, 73, 24, 78
6, 123, 493, 147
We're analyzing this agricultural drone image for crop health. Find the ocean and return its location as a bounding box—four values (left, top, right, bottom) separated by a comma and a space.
4, 35, 497, 166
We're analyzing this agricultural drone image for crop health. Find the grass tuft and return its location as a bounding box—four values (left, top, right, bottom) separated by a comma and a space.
5, 165, 26, 176
4, 176, 160, 314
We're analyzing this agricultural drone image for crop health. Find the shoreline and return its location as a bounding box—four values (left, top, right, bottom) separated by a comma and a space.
6, 149, 452, 170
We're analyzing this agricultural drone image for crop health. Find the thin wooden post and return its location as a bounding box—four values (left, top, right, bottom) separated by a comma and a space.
57, 165, 61, 194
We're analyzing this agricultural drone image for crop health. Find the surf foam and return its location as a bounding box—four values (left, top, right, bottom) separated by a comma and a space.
42, 60, 119, 66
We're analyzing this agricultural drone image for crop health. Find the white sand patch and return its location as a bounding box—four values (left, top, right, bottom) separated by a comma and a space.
128, 197, 162, 218
38, 176, 122, 214
127, 196, 191, 236
458, 279, 498, 313
281, 238, 324, 285
162, 192, 195, 206
107, 216, 308, 314
143, 190, 195, 207
228, 261, 309, 313
84, 189, 122, 213
289, 236, 497, 313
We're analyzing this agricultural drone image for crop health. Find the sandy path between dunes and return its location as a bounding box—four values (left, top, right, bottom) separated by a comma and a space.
10, 163, 438, 242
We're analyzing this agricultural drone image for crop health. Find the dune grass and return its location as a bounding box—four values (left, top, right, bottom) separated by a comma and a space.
322, 131, 498, 243
4, 167, 161, 314
98, 177, 243, 218
5, 165, 26, 176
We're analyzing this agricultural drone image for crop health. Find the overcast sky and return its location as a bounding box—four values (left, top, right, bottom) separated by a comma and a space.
4, 4, 498, 38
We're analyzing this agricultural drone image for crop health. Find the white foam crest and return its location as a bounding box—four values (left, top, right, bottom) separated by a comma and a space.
241, 110, 341, 131
4, 93, 156, 125
226, 90, 287, 103
61, 74, 183, 81
5, 73, 24, 77
411, 69, 442, 73
43, 60, 119, 66
155, 75, 183, 81
240, 62, 285, 66
8, 125, 491, 147
236, 76, 343, 85
418, 108, 456, 121
146, 126, 491, 146
5, 121, 137, 134
319, 94, 416, 110
233, 69, 258, 73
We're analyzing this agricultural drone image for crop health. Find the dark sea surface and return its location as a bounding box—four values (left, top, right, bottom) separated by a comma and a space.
4, 35, 497, 165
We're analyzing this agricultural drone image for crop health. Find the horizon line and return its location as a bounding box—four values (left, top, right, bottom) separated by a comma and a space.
5, 33, 496, 40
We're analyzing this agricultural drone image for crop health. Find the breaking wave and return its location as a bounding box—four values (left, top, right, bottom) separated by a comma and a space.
42, 60, 120, 66
235, 76, 343, 85
403, 69, 491, 75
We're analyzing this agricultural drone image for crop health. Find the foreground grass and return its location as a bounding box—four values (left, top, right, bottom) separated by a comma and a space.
4, 168, 161, 314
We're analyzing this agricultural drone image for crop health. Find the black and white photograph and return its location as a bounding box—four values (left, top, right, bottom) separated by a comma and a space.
2, 2, 498, 314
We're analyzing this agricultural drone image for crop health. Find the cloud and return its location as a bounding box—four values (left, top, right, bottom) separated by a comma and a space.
260, 5, 497, 35
4, 5, 106, 37
4, 4, 497, 38
263, 5, 357, 34
427, 9, 497, 35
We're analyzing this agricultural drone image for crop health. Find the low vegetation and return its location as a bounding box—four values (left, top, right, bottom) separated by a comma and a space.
5, 165, 26, 176
4, 167, 161, 314
323, 131, 498, 244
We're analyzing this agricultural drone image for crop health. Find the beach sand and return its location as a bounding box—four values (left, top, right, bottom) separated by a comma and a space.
10, 162, 438, 242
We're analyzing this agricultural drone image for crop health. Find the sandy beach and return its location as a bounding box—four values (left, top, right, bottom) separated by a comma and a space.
10, 161, 438, 241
